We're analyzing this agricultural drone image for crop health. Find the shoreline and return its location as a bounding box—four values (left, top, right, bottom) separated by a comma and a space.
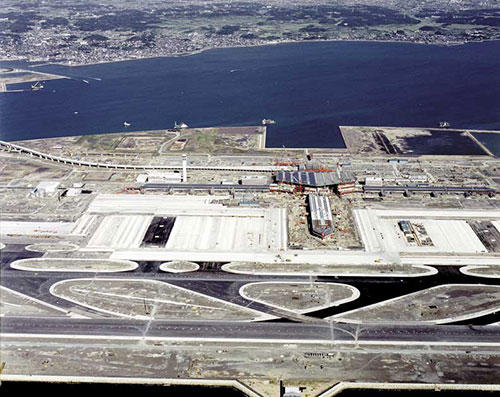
2, 375, 500, 396
1, 37, 500, 69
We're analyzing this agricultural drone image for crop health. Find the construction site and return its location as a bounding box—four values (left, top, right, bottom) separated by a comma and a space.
1, 125, 500, 397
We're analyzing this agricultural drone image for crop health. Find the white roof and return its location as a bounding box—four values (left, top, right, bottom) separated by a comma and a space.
148, 171, 180, 177
36, 181, 60, 191
66, 188, 81, 196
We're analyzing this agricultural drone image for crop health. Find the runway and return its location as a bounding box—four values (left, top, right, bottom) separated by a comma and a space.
3, 317, 500, 346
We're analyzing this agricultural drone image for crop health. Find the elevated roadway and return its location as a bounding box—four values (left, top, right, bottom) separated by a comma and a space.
0, 140, 288, 173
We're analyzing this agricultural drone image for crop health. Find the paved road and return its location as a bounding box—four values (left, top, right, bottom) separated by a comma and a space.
3, 317, 500, 345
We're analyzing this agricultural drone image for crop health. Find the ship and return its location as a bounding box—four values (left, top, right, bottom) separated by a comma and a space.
262, 119, 276, 125
439, 121, 451, 128
31, 81, 44, 91
174, 121, 189, 129
123, 122, 131, 127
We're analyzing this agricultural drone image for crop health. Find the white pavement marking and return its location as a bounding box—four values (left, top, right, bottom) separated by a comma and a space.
87, 215, 152, 249
71, 214, 97, 236
493, 220, 500, 235
3, 333, 500, 347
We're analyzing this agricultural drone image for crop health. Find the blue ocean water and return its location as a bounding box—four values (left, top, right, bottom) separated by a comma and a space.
2, 382, 500, 396
0, 40, 499, 148
473, 132, 500, 156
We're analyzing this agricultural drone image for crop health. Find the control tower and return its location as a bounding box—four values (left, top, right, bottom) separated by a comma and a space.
182, 154, 187, 182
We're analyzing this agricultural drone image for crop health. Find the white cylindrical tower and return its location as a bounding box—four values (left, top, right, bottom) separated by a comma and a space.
182, 153, 187, 182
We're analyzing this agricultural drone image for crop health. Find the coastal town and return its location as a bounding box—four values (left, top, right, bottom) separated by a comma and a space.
1, 0, 500, 64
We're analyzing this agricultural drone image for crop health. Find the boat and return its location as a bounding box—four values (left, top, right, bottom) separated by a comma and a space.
123, 122, 131, 127
262, 119, 276, 125
439, 121, 451, 128
82, 80, 89, 84
174, 121, 189, 129
31, 81, 44, 91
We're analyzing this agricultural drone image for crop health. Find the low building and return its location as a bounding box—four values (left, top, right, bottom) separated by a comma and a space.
337, 183, 360, 197
365, 177, 383, 187
144, 172, 182, 184
234, 192, 255, 200
240, 175, 268, 185
283, 387, 302, 397
338, 170, 356, 184
308, 194, 334, 239
33, 181, 60, 197
65, 188, 81, 197
337, 170, 357, 196
238, 200, 260, 207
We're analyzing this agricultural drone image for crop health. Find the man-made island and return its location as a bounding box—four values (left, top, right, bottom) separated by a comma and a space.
1, 125, 500, 396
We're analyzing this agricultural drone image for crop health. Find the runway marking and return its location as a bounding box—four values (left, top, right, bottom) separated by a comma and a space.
3, 333, 500, 347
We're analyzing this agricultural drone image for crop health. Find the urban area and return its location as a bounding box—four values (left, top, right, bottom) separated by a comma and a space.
1, 0, 500, 64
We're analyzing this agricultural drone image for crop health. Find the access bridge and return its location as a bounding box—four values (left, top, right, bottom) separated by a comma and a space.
0, 140, 287, 173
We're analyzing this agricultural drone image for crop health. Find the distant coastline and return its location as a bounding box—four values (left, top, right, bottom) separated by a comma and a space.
1, 39, 499, 147
2, 37, 499, 69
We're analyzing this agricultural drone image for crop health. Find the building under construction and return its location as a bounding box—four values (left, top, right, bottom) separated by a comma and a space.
307, 194, 334, 239
275, 170, 357, 196
276, 170, 340, 187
